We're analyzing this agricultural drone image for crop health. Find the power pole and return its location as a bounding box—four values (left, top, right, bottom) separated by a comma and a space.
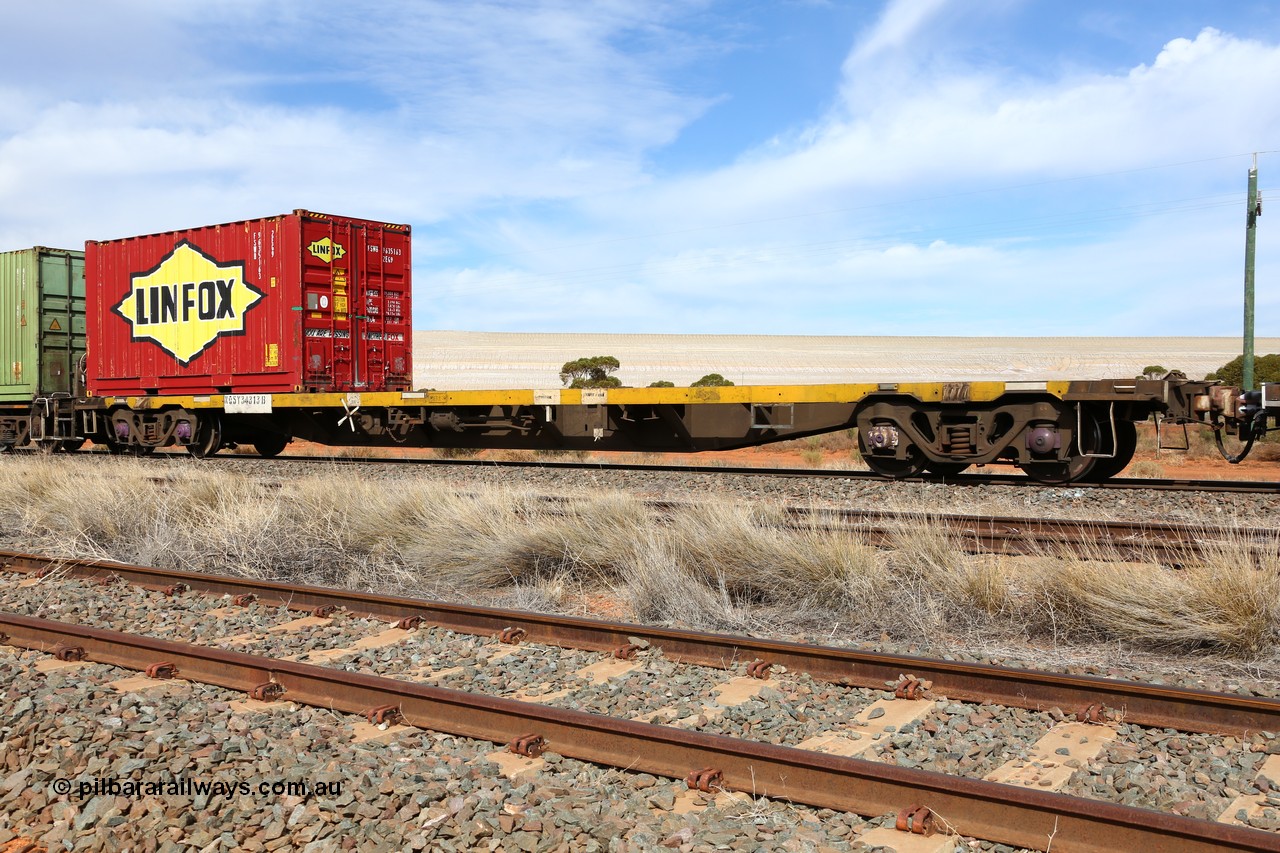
1243, 154, 1262, 389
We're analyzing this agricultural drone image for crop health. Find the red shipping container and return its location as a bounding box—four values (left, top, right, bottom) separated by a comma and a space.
87, 210, 411, 396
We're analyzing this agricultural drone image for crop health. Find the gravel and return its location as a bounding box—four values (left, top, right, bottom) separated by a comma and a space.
1, 645, 894, 852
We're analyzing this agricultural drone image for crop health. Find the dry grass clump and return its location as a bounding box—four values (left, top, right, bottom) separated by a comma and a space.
624, 501, 886, 632
2, 456, 1278, 659
1126, 460, 1166, 478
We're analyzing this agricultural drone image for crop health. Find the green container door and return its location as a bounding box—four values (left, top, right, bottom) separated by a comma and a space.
0, 248, 86, 402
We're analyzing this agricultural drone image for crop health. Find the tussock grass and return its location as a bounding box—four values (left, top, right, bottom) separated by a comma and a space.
1, 456, 1277, 660
1126, 460, 1166, 478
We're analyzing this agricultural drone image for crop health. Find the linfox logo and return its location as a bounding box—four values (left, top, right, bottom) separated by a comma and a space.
307, 237, 346, 263
113, 241, 265, 366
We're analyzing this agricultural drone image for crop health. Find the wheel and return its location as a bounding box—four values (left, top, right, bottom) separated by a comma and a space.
859, 434, 928, 479
187, 414, 223, 458
925, 462, 970, 477
0, 443, 10, 453
252, 432, 290, 458
1019, 410, 1101, 484
59, 437, 86, 453
1082, 420, 1137, 482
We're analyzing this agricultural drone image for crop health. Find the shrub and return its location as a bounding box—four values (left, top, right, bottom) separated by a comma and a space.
560, 355, 622, 388
1205, 353, 1280, 386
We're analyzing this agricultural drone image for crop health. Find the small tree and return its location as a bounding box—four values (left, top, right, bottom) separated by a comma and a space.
1141, 365, 1167, 380
691, 373, 734, 387
648, 380, 675, 387
560, 355, 622, 389
1205, 354, 1280, 386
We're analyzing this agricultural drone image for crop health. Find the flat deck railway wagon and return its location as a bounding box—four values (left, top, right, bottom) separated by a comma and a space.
0, 247, 86, 450
1, 209, 1277, 481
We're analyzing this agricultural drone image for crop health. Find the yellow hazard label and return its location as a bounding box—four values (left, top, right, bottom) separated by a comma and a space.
308, 237, 346, 264
49, 318, 61, 331
113, 241, 265, 366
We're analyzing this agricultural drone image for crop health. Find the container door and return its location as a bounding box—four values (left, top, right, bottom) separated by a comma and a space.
300, 218, 360, 390
355, 223, 412, 391
299, 216, 411, 392
0, 251, 39, 401
38, 252, 86, 396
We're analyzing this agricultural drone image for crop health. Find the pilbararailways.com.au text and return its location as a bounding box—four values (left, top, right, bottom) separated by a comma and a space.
51, 776, 342, 800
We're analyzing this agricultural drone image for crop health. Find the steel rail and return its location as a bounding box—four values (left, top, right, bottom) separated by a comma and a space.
1, 612, 1274, 853
134, 483, 1272, 560
26, 447, 1280, 494
635, 500, 1275, 561
248, 454, 1280, 495
4, 550, 1277, 737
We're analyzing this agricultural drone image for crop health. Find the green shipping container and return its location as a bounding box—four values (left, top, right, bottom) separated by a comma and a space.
0, 248, 86, 402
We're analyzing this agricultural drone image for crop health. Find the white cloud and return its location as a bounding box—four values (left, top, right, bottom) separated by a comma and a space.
0, 1, 714, 248
848, 0, 952, 64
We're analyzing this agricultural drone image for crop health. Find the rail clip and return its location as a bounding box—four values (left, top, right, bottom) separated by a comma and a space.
894, 676, 926, 700
746, 660, 773, 680
365, 704, 403, 726
311, 604, 338, 618
161, 583, 189, 596
1076, 703, 1112, 724
613, 643, 643, 660
232, 594, 257, 607
145, 661, 179, 679
508, 733, 545, 757
395, 615, 423, 631
250, 682, 285, 702
685, 767, 724, 793
896, 805, 935, 836
498, 627, 527, 645
52, 644, 86, 662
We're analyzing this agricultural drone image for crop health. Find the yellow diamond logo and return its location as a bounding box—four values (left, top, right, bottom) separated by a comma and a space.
307, 237, 346, 263
113, 241, 265, 366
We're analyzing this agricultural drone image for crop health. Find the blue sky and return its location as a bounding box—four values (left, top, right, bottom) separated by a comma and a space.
2, 1, 1279, 337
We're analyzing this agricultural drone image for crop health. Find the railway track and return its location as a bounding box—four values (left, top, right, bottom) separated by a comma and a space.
4, 612, 1275, 853
266, 451, 1280, 494
3, 550, 1279, 851
13, 446, 1280, 494
640, 501, 1277, 562
4, 549, 1276, 736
